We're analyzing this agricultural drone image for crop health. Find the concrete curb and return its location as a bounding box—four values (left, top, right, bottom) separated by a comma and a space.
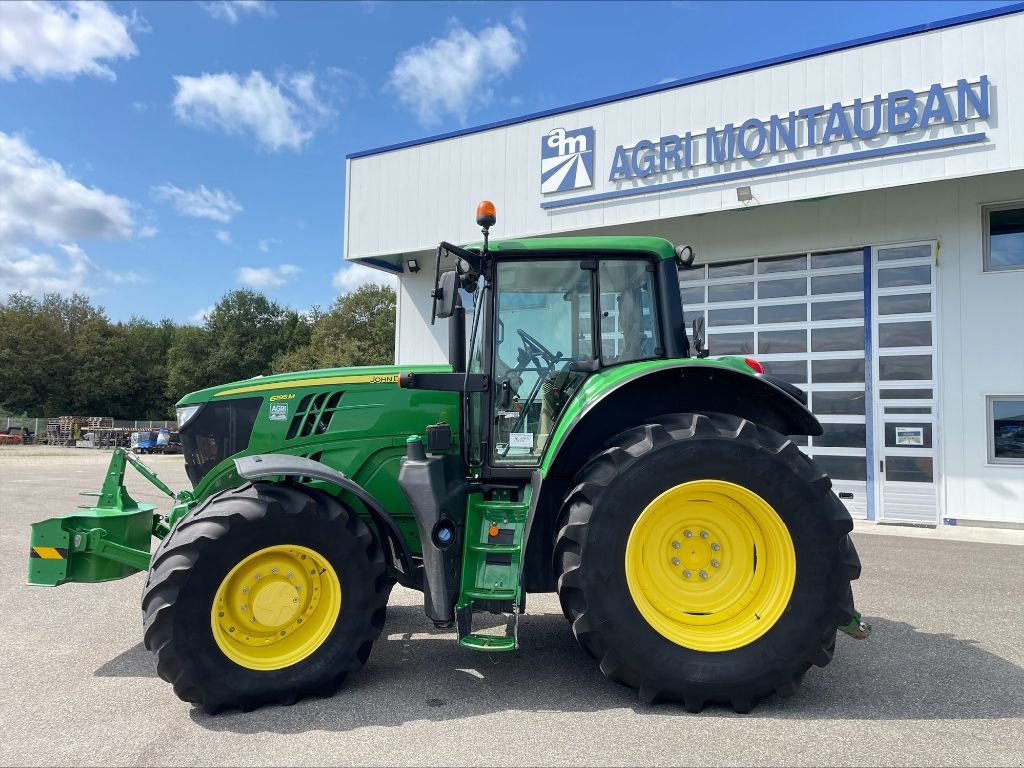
852, 518, 1024, 546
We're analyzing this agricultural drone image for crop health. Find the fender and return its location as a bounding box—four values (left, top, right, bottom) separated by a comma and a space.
543, 361, 820, 478
234, 454, 421, 589
521, 362, 821, 592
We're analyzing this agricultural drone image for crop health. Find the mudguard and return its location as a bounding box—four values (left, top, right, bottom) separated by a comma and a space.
234, 454, 420, 587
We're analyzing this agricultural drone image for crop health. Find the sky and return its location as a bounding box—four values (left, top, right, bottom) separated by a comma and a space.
1, 0, 1018, 324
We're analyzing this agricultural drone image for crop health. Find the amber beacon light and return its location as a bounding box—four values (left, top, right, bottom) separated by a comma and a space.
476, 200, 497, 228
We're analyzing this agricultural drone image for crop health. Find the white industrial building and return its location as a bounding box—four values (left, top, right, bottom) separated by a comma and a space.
344, 5, 1024, 528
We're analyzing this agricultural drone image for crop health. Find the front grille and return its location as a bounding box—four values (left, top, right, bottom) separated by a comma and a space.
286, 391, 345, 440
180, 397, 262, 487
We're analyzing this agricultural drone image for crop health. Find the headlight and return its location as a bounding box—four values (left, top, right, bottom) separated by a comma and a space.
176, 405, 202, 430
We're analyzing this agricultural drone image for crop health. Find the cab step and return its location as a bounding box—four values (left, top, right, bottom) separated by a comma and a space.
455, 488, 531, 651
459, 633, 518, 652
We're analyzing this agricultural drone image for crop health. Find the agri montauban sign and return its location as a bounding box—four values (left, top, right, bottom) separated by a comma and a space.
540, 77, 990, 209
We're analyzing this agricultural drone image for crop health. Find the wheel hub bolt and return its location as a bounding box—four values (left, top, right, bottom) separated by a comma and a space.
250, 617, 256, 624
218, 611, 224, 618
683, 570, 692, 578
242, 587, 250, 594
671, 541, 681, 549
700, 530, 709, 539
683, 530, 693, 538
671, 557, 680, 566
711, 559, 720, 568
711, 543, 721, 552
271, 568, 279, 575
287, 572, 294, 579
699, 570, 709, 579
241, 604, 248, 611
254, 573, 262, 580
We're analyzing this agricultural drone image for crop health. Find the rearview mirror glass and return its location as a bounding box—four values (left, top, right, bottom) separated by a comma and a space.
434, 270, 459, 320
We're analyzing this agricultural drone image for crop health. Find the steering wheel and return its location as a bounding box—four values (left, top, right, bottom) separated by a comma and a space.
517, 328, 561, 369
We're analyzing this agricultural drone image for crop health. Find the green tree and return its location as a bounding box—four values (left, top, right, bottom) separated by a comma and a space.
166, 325, 217, 406
273, 284, 395, 373
117, 319, 177, 418
0, 294, 70, 413
70, 317, 125, 416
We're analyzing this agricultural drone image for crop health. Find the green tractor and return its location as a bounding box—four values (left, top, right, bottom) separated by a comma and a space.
28, 202, 868, 713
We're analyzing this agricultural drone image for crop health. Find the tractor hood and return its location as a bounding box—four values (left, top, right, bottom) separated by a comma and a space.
173, 363, 455, 491
176, 364, 449, 406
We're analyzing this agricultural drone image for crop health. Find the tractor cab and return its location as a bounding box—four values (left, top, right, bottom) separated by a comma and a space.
406, 201, 699, 477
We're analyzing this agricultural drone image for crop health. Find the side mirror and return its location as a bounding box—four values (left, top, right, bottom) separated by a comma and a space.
692, 317, 709, 358
433, 270, 459, 320
675, 244, 696, 269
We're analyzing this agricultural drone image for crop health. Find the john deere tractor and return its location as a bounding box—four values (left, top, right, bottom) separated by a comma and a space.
28, 202, 868, 714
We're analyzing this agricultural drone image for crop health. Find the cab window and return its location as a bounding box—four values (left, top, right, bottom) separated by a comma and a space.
492, 261, 592, 465
597, 259, 661, 364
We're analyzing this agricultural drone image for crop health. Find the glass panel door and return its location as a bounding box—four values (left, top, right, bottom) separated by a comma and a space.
872, 243, 940, 523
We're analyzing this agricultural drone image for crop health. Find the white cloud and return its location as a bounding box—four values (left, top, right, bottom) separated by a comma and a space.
332, 263, 397, 294
0, 243, 139, 297
0, 1, 138, 81
215, 229, 232, 244
236, 263, 302, 289
0, 132, 136, 245
257, 237, 280, 253
201, 1, 275, 24
189, 304, 215, 324
388, 19, 525, 127
152, 183, 242, 223
172, 70, 333, 151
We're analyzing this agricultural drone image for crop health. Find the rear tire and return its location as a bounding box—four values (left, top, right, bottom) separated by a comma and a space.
142, 482, 389, 713
554, 412, 861, 713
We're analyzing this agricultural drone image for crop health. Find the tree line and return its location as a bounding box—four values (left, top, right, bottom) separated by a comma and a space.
0, 285, 396, 420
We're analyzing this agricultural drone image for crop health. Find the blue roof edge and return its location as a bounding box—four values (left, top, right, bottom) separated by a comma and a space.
346, 2, 1024, 160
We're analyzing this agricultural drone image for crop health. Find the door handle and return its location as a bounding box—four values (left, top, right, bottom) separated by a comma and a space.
880, 460, 884, 473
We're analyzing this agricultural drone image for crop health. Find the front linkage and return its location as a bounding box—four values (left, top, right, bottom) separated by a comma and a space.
27, 448, 193, 586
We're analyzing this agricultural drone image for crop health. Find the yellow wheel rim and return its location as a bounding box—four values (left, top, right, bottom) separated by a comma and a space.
624, 480, 796, 652
211, 544, 341, 671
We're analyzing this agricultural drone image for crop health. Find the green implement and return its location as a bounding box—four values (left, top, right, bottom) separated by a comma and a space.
27, 448, 190, 586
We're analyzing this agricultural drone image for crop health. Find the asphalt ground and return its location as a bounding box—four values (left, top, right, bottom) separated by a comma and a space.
1, 448, 1022, 767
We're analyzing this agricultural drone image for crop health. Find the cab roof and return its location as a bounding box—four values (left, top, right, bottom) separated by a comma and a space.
475, 236, 677, 261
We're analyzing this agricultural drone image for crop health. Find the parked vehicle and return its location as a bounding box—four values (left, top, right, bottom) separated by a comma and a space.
28, 203, 867, 714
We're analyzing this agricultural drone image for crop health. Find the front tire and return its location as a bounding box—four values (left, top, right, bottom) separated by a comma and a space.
142, 482, 389, 713
554, 412, 861, 713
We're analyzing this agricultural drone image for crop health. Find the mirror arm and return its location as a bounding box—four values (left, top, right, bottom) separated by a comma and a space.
438, 241, 483, 274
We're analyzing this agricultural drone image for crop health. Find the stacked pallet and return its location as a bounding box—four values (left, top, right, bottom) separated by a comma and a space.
46, 416, 114, 445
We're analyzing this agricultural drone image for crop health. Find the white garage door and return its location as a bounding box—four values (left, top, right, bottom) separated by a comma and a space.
871, 242, 939, 524
680, 249, 869, 517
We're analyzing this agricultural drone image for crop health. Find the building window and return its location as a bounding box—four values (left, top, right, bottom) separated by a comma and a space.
988, 396, 1024, 465
983, 203, 1024, 271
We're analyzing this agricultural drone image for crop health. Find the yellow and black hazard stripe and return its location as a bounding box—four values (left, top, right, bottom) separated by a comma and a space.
30, 546, 68, 560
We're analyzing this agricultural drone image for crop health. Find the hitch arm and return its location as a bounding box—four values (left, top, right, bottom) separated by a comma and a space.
68, 527, 152, 572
